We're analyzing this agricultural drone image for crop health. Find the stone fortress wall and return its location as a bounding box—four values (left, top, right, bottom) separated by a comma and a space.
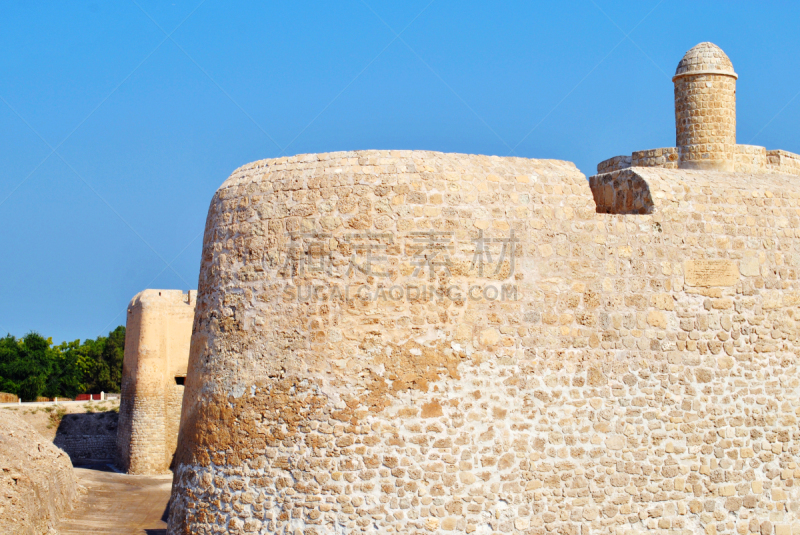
116, 289, 195, 475
167, 43, 800, 535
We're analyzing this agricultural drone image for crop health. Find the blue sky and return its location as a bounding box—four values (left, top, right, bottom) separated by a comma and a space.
1, 1, 798, 344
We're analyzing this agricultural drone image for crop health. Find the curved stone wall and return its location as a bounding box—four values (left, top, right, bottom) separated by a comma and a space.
170, 150, 800, 535
674, 74, 737, 171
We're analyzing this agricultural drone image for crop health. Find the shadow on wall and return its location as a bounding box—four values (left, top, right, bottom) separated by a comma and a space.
53, 411, 118, 464
142, 499, 171, 535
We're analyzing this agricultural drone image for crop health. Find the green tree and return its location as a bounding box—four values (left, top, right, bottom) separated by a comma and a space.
47, 340, 86, 399
101, 326, 125, 392
57, 326, 126, 395
0, 333, 54, 401
76, 336, 107, 394
0, 326, 125, 400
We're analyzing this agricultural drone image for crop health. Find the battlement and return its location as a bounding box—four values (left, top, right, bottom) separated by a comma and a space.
127, 289, 196, 308
598, 145, 800, 176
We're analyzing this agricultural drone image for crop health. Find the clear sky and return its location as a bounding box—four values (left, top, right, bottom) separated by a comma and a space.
1, 1, 798, 344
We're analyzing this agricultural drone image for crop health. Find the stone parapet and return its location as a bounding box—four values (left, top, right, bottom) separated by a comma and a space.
767, 149, 800, 176
631, 147, 678, 168
596, 154, 631, 174
599, 144, 800, 176
735, 144, 768, 174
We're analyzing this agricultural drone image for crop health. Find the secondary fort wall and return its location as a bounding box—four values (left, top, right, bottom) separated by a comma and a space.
116, 289, 195, 475
169, 150, 800, 535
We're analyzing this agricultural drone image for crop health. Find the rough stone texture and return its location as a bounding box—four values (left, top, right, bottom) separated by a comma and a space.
169, 148, 800, 535
0, 411, 76, 535
588, 169, 654, 215
117, 289, 196, 475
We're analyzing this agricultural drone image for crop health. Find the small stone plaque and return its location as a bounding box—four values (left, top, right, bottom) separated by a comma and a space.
684, 260, 739, 287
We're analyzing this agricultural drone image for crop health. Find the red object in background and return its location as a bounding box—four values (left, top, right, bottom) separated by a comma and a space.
75, 394, 102, 401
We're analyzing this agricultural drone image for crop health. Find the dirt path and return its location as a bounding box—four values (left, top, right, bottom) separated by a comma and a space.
57, 463, 171, 535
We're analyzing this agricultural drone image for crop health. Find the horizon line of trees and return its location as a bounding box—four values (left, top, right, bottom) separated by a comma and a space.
0, 326, 125, 401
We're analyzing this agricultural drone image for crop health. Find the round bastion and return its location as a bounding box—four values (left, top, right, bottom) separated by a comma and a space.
170, 150, 800, 534
674, 42, 738, 172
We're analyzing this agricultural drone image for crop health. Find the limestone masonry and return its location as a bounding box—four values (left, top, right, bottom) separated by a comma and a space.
169, 43, 800, 534
117, 289, 195, 474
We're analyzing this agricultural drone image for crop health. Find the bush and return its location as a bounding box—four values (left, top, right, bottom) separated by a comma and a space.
0, 327, 125, 401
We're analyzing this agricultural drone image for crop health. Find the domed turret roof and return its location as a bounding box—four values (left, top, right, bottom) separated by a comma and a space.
673, 42, 737, 81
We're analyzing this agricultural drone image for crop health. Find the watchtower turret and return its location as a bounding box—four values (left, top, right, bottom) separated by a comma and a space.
673, 42, 737, 171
